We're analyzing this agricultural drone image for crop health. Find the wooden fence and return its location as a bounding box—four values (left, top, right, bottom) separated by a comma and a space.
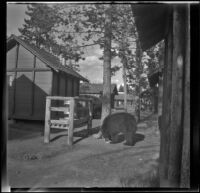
44, 96, 93, 145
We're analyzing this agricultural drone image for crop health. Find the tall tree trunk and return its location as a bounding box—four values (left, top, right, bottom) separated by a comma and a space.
137, 80, 141, 122
101, 5, 112, 125
122, 59, 127, 112
136, 40, 142, 122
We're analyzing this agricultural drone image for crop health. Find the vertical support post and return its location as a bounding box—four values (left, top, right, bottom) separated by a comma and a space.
159, 8, 173, 187
87, 99, 93, 135
168, 6, 185, 187
68, 98, 75, 145
44, 97, 51, 143
12, 43, 19, 115
180, 5, 190, 188
30, 55, 36, 116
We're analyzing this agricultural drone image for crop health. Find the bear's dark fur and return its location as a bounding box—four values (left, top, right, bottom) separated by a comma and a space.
101, 112, 137, 146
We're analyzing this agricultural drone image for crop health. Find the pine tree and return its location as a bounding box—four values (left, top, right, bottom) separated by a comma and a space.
18, 4, 59, 50
18, 4, 84, 70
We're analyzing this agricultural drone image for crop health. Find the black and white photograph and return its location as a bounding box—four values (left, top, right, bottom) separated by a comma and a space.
3, 1, 199, 191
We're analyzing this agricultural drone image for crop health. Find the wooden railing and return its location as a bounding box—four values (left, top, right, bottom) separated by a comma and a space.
44, 96, 93, 145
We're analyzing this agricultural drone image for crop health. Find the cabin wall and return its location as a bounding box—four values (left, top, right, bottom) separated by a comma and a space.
52, 72, 80, 97
73, 78, 79, 96
7, 43, 52, 120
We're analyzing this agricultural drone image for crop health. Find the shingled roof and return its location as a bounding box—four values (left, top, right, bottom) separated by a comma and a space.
7, 35, 88, 82
80, 83, 118, 95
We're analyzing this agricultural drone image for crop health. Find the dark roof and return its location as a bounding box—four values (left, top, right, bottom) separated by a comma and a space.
80, 83, 118, 94
114, 94, 134, 101
7, 35, 88, 82
131, 4, 171, 51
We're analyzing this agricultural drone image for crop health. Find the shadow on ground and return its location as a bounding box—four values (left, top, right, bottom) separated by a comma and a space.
110, 133, 145, 146
50, 126, 100, 144
8, 120, 145, 147
8, 120, 100, 141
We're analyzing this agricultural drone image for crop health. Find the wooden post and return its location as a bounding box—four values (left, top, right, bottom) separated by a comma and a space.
180, 5, 190, 188
159, 23, 173, 187
87, 100, 93, 135
30, 55, 36, 115
44, 97, 51, 143
12, 43, 19, 115
68, 98, 75, 145
168, 6, 185, 187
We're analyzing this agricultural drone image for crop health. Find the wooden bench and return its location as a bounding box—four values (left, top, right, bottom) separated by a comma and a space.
44, 96, 93, 145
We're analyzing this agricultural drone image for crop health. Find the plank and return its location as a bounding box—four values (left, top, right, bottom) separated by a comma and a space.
50, 119, 69, 125
50, 107, 70, 113
44, 98, 51, 143
68, 98, 75, 145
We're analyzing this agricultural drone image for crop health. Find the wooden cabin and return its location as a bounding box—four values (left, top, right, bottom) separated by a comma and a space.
79, 83, 118, 108
7, 35, 88, 121
132, 4, 191, 187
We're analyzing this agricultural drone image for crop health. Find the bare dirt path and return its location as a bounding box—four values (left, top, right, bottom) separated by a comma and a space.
7, 112, 160, 188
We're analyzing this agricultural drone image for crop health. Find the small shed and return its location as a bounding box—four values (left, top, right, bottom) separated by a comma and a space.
7, 35, 88, 121
79, 83, 118, 108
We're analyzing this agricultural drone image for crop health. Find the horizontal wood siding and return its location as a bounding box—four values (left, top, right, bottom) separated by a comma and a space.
33, 71, 52, 119
6, 44, 17, 70
15, 72, 32, 116
35, 57, 50, 69
17, 45, 34, 68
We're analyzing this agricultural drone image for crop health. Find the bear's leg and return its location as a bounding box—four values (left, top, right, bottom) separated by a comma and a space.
110, 133, 118, 144
124, 131, 134, 146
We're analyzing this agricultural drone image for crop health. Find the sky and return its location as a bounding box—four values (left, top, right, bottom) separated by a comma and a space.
6, 3, 124, 87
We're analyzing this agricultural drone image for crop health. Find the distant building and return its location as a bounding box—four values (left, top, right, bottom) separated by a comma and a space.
114, 93, 135, 110
79, 83, 118, 108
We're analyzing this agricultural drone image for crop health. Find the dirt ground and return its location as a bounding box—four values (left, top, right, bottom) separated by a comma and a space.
7, 111, 160, 188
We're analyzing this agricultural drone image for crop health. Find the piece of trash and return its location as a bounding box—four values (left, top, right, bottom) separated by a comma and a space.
139, 158, 143, 161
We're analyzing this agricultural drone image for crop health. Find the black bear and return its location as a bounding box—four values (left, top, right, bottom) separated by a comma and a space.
101, 112, 137, 146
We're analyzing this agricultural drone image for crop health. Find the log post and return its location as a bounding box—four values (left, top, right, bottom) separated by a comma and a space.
159, 23, 173, 187
180, 5, 190, 188
68, 98, 75, 145
87, 99, 93, 135
44, 97, 51, 143
168, 6, 185, 187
